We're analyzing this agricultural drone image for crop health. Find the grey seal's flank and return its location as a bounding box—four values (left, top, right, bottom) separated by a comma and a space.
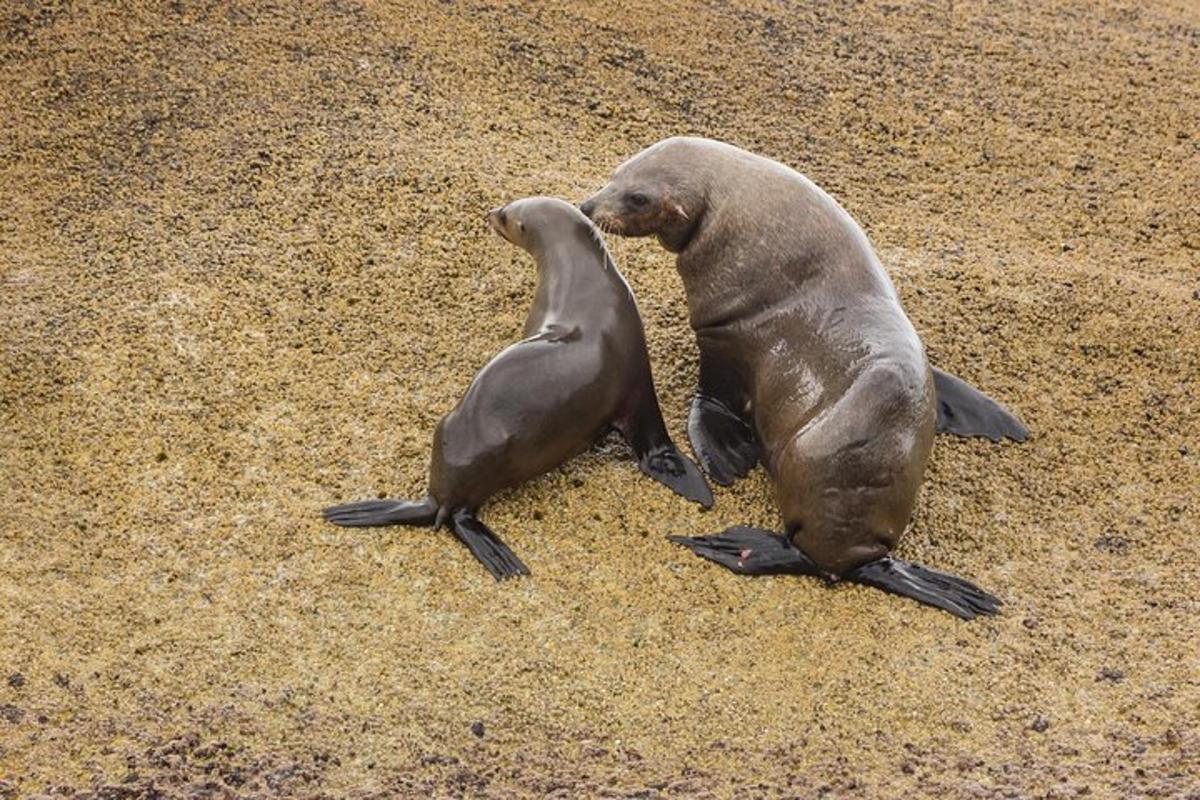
323, 196, 712, 580
581, 137, 1022, 618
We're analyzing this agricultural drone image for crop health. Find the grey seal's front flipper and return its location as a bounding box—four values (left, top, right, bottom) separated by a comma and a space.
671, 526, 1001, 620
638, 448, 712, 509
621, 384, 713, 508
687, 394, 759, 486
932, 367, 1028, 443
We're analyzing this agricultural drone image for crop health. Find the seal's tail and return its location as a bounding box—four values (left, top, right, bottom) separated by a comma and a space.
670, 526, 1001, 620
932, 367, 1028, 443
322, 496, 439, 527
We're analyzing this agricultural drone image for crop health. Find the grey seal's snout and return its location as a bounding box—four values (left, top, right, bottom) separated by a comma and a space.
486, 206, 507, 236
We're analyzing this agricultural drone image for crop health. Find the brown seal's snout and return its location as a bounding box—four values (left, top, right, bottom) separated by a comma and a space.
579, 189, 625, 234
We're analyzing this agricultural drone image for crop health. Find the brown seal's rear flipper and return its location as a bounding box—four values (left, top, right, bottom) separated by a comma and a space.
449, 511, 530, 581
672, 527, 1001, 620
323, 497, 439, 527
845, 558, 1001, 620
687, 394, 759, 486
932, 367, 1028, 443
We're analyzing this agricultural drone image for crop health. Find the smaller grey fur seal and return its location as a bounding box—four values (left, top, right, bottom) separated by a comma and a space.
323, 196, 711, 579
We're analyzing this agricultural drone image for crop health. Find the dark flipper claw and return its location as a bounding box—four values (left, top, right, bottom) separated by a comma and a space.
932, 367, 1028, 443
687, 394, 759, 486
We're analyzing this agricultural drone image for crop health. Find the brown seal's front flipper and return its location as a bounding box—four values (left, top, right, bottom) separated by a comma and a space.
932, 367, 1028, 443
671, 527, 1001, 620
620, 382, 713, 508
844, 557, 1000, 620
669, 527, 819, 576
322, 497, 528, 581
687, 394, 759, 486
687, 347, 759, 486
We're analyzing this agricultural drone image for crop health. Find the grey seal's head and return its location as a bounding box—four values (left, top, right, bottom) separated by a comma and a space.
578, 137, 711, 252
487, 196, 597, 256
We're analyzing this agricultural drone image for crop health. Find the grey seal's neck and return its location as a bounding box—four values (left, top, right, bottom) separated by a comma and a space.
526, 231, 623, 332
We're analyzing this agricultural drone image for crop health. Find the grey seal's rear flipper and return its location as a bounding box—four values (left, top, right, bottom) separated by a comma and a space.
669, 527, 821, 576
846, 557, 1001, 620
672, 526, 1001, 620
449, 511, 529, 581
323, 496, 439, 527
322, 497, 527, 580
687, 394, 759, 486
932, 367, 1028, 443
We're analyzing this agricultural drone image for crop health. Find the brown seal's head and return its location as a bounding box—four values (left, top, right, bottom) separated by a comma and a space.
579, 137, 708, 252
487, 196, 598, 256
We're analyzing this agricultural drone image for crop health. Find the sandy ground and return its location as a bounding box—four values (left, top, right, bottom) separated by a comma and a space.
2, 1, 1199, 797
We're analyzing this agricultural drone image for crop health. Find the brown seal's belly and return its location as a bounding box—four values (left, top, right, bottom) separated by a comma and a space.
737, 292, 937, 575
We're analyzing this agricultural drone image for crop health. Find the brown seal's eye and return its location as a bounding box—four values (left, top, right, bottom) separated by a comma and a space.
627, 192, 649, 209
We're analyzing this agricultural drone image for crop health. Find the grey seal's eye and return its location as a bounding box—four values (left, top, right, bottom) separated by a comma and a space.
627, 192, 649, 208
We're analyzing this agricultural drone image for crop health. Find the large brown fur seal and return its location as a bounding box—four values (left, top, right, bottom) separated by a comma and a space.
581, 137, 1026, 618
324, 196, 712, 580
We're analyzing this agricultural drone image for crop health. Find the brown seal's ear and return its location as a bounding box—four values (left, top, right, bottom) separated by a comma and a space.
660, 189, 689, 222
